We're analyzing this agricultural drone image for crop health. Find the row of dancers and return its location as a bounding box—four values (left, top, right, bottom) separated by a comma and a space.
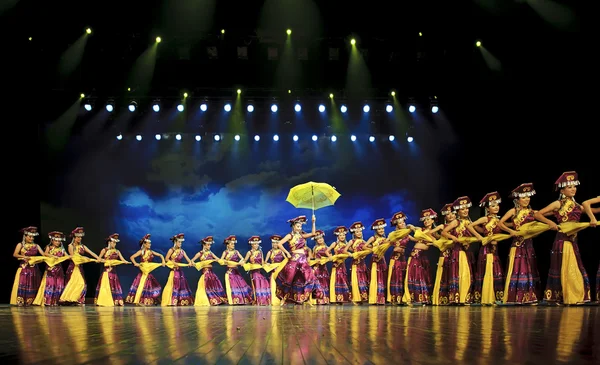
11, 171, 600, 307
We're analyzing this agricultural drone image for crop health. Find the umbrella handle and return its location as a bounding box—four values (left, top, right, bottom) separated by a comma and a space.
312, 185, 315, 216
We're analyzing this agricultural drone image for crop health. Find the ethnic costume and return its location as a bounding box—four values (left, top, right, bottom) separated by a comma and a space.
10, 227, 42, 306
432, 204, 453, 305
222, 236, 254, 305
276, 216, 325, 304
348, 222, 370, 303
403, 210, 435, 305
446, 197, 475, 304
94, 234, 125, 306
194, 236, 227, 306
387, 212, 409, 304
368, 219, 388, 305
34, 232, 67, 306
125, 234, 163, 305
60, 227, 92, 305
473, 193, 505, 304
503, 183, 541, 304
266, 235, 286, 306
161, 234, 194, 306
329, 227, 352, 303
311, 230, 331, 304
247, 236, 271, 306
544, 172, 591, 304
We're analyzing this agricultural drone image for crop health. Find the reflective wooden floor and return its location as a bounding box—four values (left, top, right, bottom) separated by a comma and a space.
1, 305, 598, 364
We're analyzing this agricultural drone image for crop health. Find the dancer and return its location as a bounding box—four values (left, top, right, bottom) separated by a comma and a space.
534, 172, 591, 305
126, 234, 165, 305
432, 204, 453, 305
221, 235, 254, 305
348, 221, 370, 304
403, 209, 441, 305
328, 226, 352, 304
265, 234, 289, 306
276, 215, 325, 305
11, 227, 44, 306
441, 196, 475, 304
581, 196, 599, 301
309, 230, 331, 304
388, 212, 410, 304
60, 227, 103, 305
162, 233, 194, 306
33, 231, 67, 306
498, 183, 541, 304
468, 192, 505, 305
191, 236, 227, 306
244, 236, 271, 306
95, 233, 128, 306
367, 218, 388, 305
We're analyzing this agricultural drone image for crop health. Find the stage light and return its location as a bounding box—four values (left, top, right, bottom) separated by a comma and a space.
105, 103, 114, 112
293, 135, 299, 141
430, 98, 439, 113
136, 135, 142, 141
128, 101, 137, 112
234, 134, 240, 141
408, 105, 416, 113
350, 38, 356, 45
175, 134, 182, 140
340, 105, 347, 113
287, 29, 292, 35
391, 91, 396, 96
329, 93, 334, 99
156, 36, 162, 43
407, 136, 414, 142
84, 103, 92, 111
80, 93, 85, 98
363, 105, 370, 113
153, 104, 160, 112
331, 135, 337, 142
155, 134, 161, 140
237, 89, 241, 94
386, 105, 393, 113
273, 134, 279, 141
350, 135, 357, 141
318, 104, 325, 112
214, 135, 221, 141
127, 87, 131, 92
177, 104, 184, 112
271, 104, 278, 112
294, 104, 301, 112
419, 32, 423, 36
288, 89, 291, 94
116, 134, 122, 140
476, 40, 482, 47
86, 28, 92, 34
29, 37, 32, 41
200, 103, 207, 111
312, 135, 318, 141
221, 29, 225, 34
432, 105, 439, 113
247, 105, 254, 112
369, 136, 375, 142
254, 135, 260, 141
389, 135, 395, 141
224, 104, 231, 112
183, 92, 188, 98
195, 135, 201, 141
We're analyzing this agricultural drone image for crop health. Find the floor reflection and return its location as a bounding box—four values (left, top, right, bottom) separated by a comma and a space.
1, 305, 598, 364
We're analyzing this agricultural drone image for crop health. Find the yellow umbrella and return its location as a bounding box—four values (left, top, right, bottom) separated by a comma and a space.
286, 181, 340, 215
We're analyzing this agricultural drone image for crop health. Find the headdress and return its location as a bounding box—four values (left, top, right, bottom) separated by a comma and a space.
510, 183, 536, 198
48, 231, 65, 241
70, 227, 85, 237
287, 215, 307, 225
20, 226, 39, 237
349, 222, 365, 233
479, 192, 502, 207
370, 218, 387, 230
555, 171, 579, 190
390, 212, 407, 225
453, 196, 472, 210
420, 209, 438, 221
311, 230, 325, 240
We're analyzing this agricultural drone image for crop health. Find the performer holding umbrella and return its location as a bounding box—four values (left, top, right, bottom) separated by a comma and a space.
275, 182, 340, 305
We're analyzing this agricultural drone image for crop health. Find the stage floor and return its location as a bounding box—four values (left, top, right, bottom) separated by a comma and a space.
0, 304, 598, 364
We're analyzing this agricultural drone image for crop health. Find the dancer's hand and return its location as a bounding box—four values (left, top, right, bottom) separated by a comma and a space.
590, 218, 597, 227
312, 215, 316, 223
548, 222, 559, 231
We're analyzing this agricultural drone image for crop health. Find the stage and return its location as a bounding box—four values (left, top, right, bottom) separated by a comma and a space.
1, 305, 598, 364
